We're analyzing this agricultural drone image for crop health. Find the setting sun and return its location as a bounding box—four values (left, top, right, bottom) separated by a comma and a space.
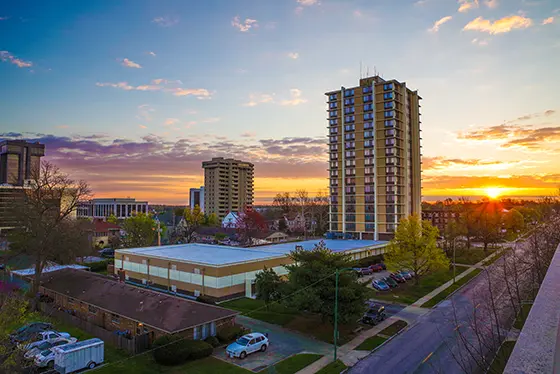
485, 187, 503, 199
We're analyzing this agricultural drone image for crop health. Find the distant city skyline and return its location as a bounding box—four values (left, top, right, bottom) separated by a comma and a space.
1, 0, 559, 204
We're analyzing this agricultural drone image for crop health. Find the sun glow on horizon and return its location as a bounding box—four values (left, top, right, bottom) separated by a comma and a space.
485, 187, 504, 199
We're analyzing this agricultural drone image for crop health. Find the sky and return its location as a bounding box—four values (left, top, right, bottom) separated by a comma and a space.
1, 0, 559, 205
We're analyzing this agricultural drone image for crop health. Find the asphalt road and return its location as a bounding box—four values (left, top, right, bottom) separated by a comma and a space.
350, 245, 524, 374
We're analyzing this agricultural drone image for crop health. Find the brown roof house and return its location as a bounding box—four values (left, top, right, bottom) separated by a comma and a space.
39, 269, 238, 343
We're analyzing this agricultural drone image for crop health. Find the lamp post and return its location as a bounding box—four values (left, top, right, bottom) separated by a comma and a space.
334, 267, 355, 361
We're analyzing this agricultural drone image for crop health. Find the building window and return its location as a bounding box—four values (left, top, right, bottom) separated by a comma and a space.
386, 166, 395, 174
363, 86, 372, 93
385, 138, 396, 146
345, 115, 355, 122
344, 106, 355, 114
364, 121, 374, 129
329, 102, 337, 109
344, 89, 355, 97
386, 148, 396, 156
345, 159, 356, 167
329, 119, 337, 125
330, 144, 338, 151
364, 113, 374, 120
385, 120, 396, 127
345, 150, 355, 158
365, 176, 375, 184
364, 139, 374, 147
111, 314, 120, 324
384, 101, 395, 109
330, 152, 338, 160
364, 130, 374, 138
365, 167, 374, 175
330, 136, 337, 143
364, 103, 374, 111
364, 149, 374, 156
384, 110, 395, 118
383, 83, 394, 91
330, 127, 338, 134
385, 129, 396, 137
344, 98, 355, 105
330, 111, 337, 118
345, 168, 356, 176
363, 94, 373, 102
364, 157, 374, 165
345, 133, 355, 140
329, 94, 337, 101
365, 185, 375, 193
345, 141, 355, 149
383, 92, 394, 100
345, 124, 355, 131
386, 157, 396, 165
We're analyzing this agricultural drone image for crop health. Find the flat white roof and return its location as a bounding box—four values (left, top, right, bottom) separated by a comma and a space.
116, 239, 388, 267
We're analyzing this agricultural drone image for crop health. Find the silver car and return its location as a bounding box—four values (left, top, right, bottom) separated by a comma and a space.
226, 333, 269, 359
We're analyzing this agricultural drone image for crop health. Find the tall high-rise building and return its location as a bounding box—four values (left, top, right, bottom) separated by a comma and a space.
0, 140, 45, 186
189, 186, 205, 212
326, 75, 422, 240
202, 157, 254, 219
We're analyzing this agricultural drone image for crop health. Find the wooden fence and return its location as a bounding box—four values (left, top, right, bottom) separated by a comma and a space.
40, 303, 151, 355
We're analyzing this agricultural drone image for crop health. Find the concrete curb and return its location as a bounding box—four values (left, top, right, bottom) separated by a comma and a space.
429, 268, 485, 309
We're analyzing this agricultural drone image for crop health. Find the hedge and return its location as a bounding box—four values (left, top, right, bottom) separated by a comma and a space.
217, 325, 246, 343
204, 336, 220, 347
152, 335, 213, 366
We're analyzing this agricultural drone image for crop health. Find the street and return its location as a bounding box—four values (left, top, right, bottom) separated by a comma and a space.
350, 244, 523, 374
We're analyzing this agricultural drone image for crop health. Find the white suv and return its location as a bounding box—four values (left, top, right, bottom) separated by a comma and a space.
226, 333, 269, 359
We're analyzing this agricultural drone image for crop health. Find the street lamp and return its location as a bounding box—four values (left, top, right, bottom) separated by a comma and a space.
334, 267, 355, 361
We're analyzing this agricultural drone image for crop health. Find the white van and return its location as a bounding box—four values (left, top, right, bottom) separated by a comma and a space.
53, 338, 104, 374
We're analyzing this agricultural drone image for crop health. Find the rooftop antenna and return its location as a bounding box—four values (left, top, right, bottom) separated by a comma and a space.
366, 65, 369, 77
360, 61, 363, 78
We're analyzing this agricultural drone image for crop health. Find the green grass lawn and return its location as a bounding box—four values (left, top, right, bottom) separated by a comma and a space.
487, 341, 516, 374
368, 268, 467, 305
355, 335, 387, 351
379, 320, 408, 336
220, 298, 365, 345
451, 248, 495, 265
316, 360, 347, 374
513, 303, 532, 330
266, 354, 323, 374
421, 269, 483, 308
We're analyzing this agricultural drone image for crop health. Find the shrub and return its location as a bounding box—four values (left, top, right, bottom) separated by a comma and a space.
152, 335, 213, 366
197, 295, 216, 305
217, 325, 245, 343
204, 336, 220, 347
86, 259, 114, 273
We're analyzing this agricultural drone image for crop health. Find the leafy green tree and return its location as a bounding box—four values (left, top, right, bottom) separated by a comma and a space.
122, 212, 157, 247
107, 214, 118, 224
203, 213, 220, 227
385, 215, 449, 284
169, 205, 205, 244
503, 208, 525, 232
284, 241, 368, 324
0, 293, 30, 373
255, 267, 283, 309
442, 220, 467, 256
475, 205, 503, 251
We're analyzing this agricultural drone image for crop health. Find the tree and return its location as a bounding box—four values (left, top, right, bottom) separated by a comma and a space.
178, 205, 205, 244
8, 161, 92, 301
0, 293, 29, 373
475, 203, 503, 251
273, 192, 292, 215
503, 208, 525, 233
203, 213, 220, 227
237, 207, 266, 245
385, 215, 449, 284
284, 241, 368, 324
255, 267, 282, 309
442, 220, 466, 257
310, 192, 329, 236
457, 198, 478, 249
122, 212, 157, 248
107, 214, 118, 224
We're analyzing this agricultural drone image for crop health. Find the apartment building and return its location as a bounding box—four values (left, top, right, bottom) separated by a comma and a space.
326, 75, 422, 240
202, 157, 254, 219
189, 186, 205, 212
0, 140, 45, 186
77, 198, 149, 220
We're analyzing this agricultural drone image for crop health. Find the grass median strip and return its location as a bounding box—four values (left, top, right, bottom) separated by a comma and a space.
487, 341, 516, 374
421, 268, 482, 308
379, 320, 408, 336
355, 335, 387, 351
316, 359, 347, 374
265, 354, 323, 374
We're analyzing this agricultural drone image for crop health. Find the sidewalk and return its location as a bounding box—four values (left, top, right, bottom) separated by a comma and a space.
296, 250, 501, 374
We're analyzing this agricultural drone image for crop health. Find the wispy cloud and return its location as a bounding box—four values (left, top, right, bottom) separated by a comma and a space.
458, 0, 479, 12
463, 15, 533, 34
243, 93, 275, 107
136, 104, 155, 121
241, 132, 256, 138
0, 16, 9, 21
0, 51, 33, 68
152, 16, 179, 27
120, 58, 142, 69
423, 156, 521, 171
147, 51, 156, 57
484, 0, 499, 8
138, 125, 147, 129
164, 118, 180, 126
287, 52, 299, 59
280, 89, 307, 106
96, 80, 212, 99
231, 16, 258, 32
295, 0, 319, 15
429, 16, 453, 33
471, 38, 489, 46
542, 16, 554, 25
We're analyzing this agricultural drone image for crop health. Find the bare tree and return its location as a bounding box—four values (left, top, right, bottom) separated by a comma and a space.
7, 161, 92, 303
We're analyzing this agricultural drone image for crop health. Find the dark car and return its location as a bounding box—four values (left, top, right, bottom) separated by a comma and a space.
10, 322, 54, 343
378, 262, 387, 270
390, 272, 407, 283
358, 267, 373, 276
99, 248, 115, 258
383, 276, 398, 288
398, 270, 413, 280
361, 305, 386, 325
369, 264, 383, 272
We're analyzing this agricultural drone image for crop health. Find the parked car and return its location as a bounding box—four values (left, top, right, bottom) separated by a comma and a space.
402, 269, 416, 277
383, 276, 398, 288
24, 338, 77, 360
226, 333, 269, 359
11, 322, 54, 343
353, 268, 363, 277
361, 305, 386, 325
369, 264, 383, 272
378, 262, 387, 270
358, 267, 373, 276
53, 338, 104, 372
21, 331, 72, 350
398, 270, 413, 280
99, 248, 115, 258
372, 279, 390, 291
390, 272, 407, 283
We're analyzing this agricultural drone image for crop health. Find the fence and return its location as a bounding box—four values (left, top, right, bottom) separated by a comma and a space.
40, 303, 151, 355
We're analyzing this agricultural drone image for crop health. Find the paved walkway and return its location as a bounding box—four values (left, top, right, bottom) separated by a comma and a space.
295, 250, 501, 374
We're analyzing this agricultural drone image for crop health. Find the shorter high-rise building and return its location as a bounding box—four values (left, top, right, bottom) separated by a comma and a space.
189, 186, 205, 212
77, 198, 149, 220
202, 157, 254, 219
0, 140, 45, 186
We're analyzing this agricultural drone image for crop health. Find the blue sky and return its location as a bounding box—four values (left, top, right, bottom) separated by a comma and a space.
1, 0, 559, 203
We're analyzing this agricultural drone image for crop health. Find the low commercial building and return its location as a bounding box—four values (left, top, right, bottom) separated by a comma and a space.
77, 198, 149, 220
115, 239, 388, 301
39, 269, 238, 342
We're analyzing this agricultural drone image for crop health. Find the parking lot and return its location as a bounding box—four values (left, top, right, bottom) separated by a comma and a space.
213, 315, 332, 372
358, 270, 392, 287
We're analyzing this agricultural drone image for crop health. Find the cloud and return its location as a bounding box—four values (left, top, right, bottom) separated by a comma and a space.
241, 132, 256, 138
429, 16, 453, 33
0, 16, 9, 20
138, 125, 147, 129
147, 51, 156, 57
96, 80, 212, 99
56, 125, 69, 129
120, 58, 142, 69
422, 156, 520, 171
545, 110, 556, 116
297, 0, 319, 5
243, 93, 275, 107
288, 52, 299, 59
0, 51, 33, 68
164, 118, 180, 126
295, 7, 304, 15
484, 0, 498, 9
231, 16, 258, 32
471, 38, 489, 46
152, 16, 179, 27
136, 104, 155, 121
458, 0, 479, 12
542, 17, 554, 25
464, 15, 533, 34
200, 117, 220, 124
280, 89, 307, 106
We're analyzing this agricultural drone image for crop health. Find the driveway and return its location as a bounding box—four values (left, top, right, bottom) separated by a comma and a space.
213, 315, 332, 372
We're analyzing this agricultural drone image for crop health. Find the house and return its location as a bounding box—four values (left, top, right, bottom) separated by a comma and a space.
252, 231, 289, 244
284, 213, 306, 233
39, 269, 238, 342
92, 219, 121, 248
222, 212, 240, 228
